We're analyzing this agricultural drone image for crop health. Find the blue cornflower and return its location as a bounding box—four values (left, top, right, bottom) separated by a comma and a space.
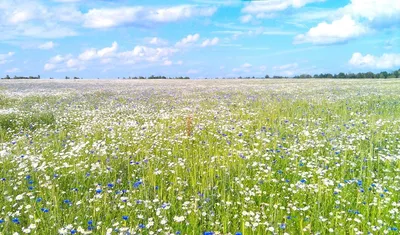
63, 199, 71, 204
235, 232, 242, 235
28, 180, 34, 184
88, 220, 93, 225
28, 186, 34, 190
25, 175, 31, 180
107, 183, 114, 188
41, 208, 49, 213
155, 186, 159, 190
300, 179, 306, 183
12, 218, 20, 224
36, 197, 42, 202
96, 189, 102, 194
203, 232, 213, 235
139, 224, 145, 229
176, 231, 181, 235
70, 229, 77, 234
53, 174, 59, 178
133, 181, 142, 188
0, 219, 4, 223
280, 223, 286, 229
122, 216, 129, 221
391, 227, 398, 231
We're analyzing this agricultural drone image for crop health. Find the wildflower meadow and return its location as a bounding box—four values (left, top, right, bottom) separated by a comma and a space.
0, 79, 399, 235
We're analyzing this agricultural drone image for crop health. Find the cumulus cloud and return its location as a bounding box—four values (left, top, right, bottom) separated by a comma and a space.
349, 52, 400, 69
294, 15, 368, 44
0, 52, 15, 64
175, 34, 200, 47
295, 0, 400, 45
148, 37, 168, 46
83, 5, 217, 29
341, 0, 400, 22
38, 41, 55, 50
242, 0, 324, 14
146, 5, 217, 23
79, 42, 118, 61
201, 37, 219, 47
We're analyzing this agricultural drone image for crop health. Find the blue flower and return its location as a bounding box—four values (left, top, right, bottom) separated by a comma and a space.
235, 232, 242, 235
203, 232, 213, 235
0, 219, 4, 223
133, 181, 142, 188
63, 199, 71, 204
122, 216, 129, 221
12, 218, 20, 224
139, 224, 145, 229
41, 208, 49, 213
280, 223, 286, 229
176, 231, 181, 235
107, 183, 114, 188
96, 189, 102, 194
70, 229, 77, 234
88, 220, 93, 225
25, 175, 31, 180
36, 197, 42, 202
300, 179, 306, 183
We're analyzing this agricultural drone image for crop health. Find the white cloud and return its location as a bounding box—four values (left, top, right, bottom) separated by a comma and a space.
349, 52, 400, 69
175, 34, 200, 47
6, 67, 20, 73
294, 15, 368, 44
38, 41, 55, 50
201, 37, 219, 47
0, 52, 15, 64
240, 14, 253, 23
83, 5, 217, 29
295, 0, 400, 45
79, 42, 118, 61
118, 45, 178, 63
148, 37, 168, 46
232, 63, 253, 73
341, 0, 400, 22
273, 63, 298, 70
242, 63, 252, 68
163, 60, 173, 66
147, 5, 217, 23
242, 0, 324, 14
83, 7, 144, 29
44, 63, 56, 71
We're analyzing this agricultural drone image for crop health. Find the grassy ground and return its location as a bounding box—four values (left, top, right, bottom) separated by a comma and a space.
0, 79, 399, 235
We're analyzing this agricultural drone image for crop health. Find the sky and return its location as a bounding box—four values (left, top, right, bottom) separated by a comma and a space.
0, 0, 399, 78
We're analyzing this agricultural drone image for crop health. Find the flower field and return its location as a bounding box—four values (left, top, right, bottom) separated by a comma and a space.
0, 79, 399, 235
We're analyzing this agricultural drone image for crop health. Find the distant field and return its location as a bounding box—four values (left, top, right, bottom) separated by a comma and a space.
0, 79, 399, 234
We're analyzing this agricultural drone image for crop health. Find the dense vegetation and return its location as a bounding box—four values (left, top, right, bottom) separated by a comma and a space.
0, 80, 399, 234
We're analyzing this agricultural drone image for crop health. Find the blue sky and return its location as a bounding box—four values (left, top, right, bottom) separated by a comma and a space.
0, 0, 399, 78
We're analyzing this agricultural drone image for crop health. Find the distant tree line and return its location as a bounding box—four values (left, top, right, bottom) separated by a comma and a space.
270, 69, 400, 79
1, 75, 40, 79
117, 75, 190, 80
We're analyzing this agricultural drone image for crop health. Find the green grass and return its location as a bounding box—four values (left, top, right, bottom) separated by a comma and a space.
0, 80, 399, 235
